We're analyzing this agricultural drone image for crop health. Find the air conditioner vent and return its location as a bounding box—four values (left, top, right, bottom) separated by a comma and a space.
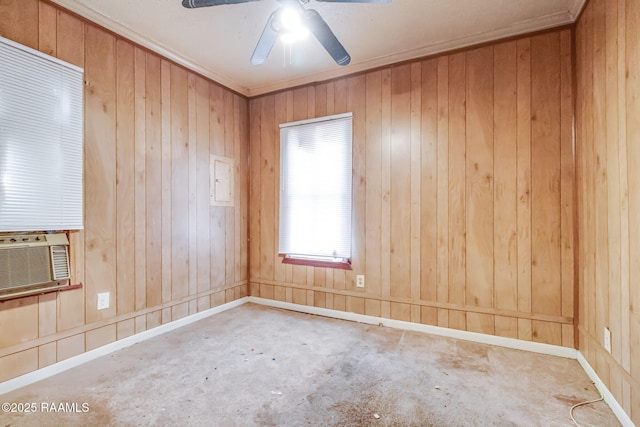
51, 245, 70, 280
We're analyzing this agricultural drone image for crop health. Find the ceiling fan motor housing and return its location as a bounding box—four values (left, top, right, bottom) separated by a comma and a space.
183, 0, 392, 66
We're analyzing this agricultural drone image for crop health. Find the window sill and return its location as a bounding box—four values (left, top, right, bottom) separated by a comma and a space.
0, 282, 83, 302
282, 256, 352, 270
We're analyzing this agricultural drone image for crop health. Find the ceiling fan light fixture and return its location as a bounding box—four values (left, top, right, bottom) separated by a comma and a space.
279, 7, 301, 31
277, 7, 309, 45
183, 0, 386, 66
280, 26, 310, 44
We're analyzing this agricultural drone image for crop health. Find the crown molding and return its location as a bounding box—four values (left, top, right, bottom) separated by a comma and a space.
248, 10, 574, 96
48, 0, 582, 98
48, 0, 251, 96
569, 0, 589, 20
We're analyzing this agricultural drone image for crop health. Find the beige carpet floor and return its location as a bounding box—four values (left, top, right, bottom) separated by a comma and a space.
0, 303, 619, 426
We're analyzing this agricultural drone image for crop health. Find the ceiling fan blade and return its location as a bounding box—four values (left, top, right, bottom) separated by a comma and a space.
182, 0, 259, 9
251, 9, 279, 65
314, 0, 391, 3
303, 9, 350, 66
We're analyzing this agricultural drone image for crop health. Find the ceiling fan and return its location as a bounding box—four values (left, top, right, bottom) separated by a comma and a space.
182, 0, 391, 66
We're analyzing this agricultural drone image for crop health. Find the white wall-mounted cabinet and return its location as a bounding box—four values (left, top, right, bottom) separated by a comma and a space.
210, 155, 234, 207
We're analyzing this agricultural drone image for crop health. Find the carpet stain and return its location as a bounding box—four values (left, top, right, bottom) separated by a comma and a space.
435, 353, 489, 373
329, 390, 440, 427
554, 394, 583, 406
330, 390, 399, 426
434, 342, 490, 373
0, 304, 619, 427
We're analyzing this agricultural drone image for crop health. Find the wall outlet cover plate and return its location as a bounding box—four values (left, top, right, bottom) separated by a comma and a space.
97, 292, 110, 310
604, 327, 611, 353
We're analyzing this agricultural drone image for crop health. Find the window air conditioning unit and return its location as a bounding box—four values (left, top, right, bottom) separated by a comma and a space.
0, 233, 70, 301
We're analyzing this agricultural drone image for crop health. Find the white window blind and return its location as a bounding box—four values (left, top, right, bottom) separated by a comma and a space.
0, 36, 84, 232
279, 113, 352, 260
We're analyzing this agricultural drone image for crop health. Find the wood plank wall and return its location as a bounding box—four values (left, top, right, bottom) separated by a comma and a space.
0, 0, 249, 382
576, 0, 639, 423
248, 29, 576, 348
5, 4, 635, 419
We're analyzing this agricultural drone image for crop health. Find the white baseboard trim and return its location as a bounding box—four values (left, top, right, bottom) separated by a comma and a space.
0, 297, 249, 396
2, 295, 634, 427
249, 297, 638, 426
576, 351, 635, 427
246, 297, 578, 359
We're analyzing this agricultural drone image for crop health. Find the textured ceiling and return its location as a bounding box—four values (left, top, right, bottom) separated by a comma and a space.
49, 0, 586, 96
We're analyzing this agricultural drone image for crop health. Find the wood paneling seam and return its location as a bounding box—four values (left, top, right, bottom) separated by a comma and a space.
0, 283, 246, 359
250, 280, 573, 324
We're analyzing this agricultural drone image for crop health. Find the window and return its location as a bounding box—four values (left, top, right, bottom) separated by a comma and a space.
0, 36, 84, 232
279, 113, 352, 269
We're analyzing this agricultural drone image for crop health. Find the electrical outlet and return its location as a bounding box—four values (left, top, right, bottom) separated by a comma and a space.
97, 292, 110, 310
604, 327, 611, 353
356, 275, 365, 288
